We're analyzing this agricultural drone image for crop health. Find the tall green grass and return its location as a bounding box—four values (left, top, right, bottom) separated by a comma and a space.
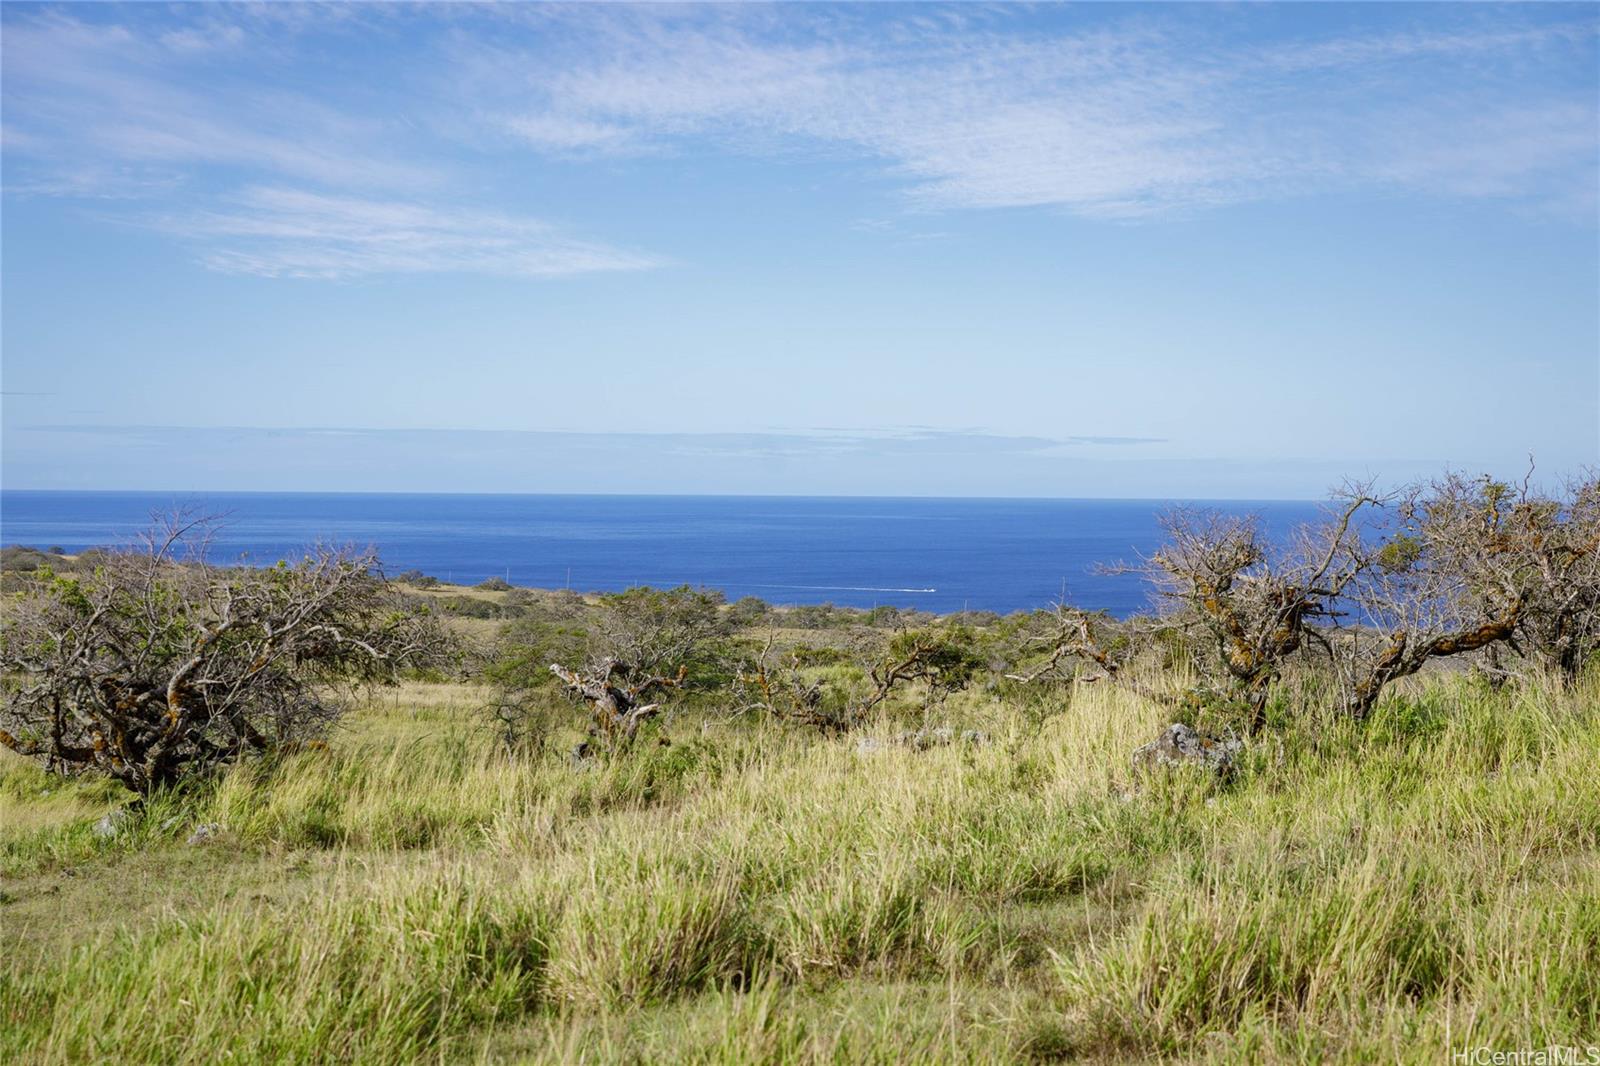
2, 672, 1596, 1063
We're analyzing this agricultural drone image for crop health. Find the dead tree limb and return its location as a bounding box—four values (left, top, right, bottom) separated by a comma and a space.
550, 658, 686, 747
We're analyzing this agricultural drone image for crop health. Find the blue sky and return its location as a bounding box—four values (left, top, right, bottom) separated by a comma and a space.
2, 2, 1596, 498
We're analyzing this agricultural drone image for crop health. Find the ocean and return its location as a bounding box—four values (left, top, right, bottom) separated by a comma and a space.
0, 491, 1325, 617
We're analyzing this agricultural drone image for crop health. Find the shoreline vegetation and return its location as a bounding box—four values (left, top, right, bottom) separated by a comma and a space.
2, 471, 1597, 1063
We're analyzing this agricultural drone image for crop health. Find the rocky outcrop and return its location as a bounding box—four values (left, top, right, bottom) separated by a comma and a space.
1131, 723, 1241, 777
186, 823, 220, 846
92, 809, 130, 839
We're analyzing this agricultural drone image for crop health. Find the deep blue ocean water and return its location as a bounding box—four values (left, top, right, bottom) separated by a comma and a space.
0, 491, 1324, 617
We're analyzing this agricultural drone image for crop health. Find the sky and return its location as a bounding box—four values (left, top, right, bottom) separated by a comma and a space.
2, 2, 1596, 499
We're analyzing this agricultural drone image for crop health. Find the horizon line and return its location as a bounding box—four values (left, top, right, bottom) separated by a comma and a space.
0, 486, 1329, 504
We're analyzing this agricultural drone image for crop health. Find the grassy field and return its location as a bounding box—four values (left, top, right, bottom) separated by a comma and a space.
2, 669, 1596, 1063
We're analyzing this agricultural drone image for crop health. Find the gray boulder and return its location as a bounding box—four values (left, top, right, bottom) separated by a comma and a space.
186, 823, 220, 846
92, 809, 130, 840
1132, 723, 1242, 777
894, 729, 929, 750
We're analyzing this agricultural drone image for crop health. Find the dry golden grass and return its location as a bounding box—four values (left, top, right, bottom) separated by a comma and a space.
2, 671, 1596, 1064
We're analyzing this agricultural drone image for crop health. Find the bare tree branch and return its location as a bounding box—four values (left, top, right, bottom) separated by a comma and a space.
0, 514, 455, 793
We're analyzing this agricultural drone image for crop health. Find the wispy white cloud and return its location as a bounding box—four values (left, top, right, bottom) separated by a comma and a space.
21, 423, 1162, 459
156, 186, 661, 279
2, 163, 186, 201
2, 11, 436, 191
1, 8, 663, 278
157, 23, 246, 55
1366, 100, 1599, 201
480, 8, 1598, 218
1, 2, 1593, 286
13, 423, 1478, 500
501, 114, 642, 155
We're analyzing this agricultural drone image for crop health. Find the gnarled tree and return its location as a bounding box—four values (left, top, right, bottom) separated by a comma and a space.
550, 658, 686, 747
587, 585, 730, 678
545, 585, 729, 750
1119, 491, 1379, 732
734, 624, 982, 734
1334, 474, 1533, 719
1507, 471, 1600, 683
0, 515, 453, 793
734, 634, 839, 731
860, 625, 983, 712
1004, 605, 1131, 686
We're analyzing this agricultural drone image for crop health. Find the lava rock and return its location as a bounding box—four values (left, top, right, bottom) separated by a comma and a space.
186, 823, 220, 846
1131, 723, 1242, 777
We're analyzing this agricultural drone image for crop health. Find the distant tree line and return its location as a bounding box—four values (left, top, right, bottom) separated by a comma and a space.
494, 467, 1600, 750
